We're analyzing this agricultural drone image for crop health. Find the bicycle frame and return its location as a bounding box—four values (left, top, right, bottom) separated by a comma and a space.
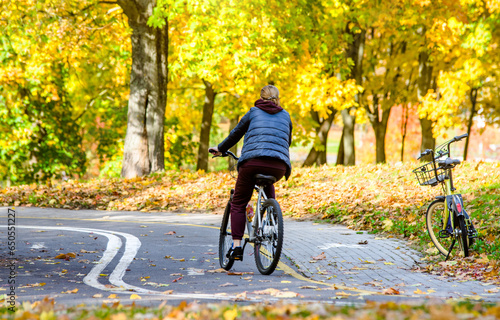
414, 133, 477, 259
246, 185, 267, 243
419, 135, 469, 235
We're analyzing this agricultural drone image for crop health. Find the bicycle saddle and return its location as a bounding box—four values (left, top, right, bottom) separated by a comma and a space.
438, 158, 461, 168
255, 174, 276, 186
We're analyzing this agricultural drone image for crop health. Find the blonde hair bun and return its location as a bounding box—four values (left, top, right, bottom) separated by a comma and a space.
260, 85, 280, 106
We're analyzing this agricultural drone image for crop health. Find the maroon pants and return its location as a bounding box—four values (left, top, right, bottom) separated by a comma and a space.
230, 158, 287, 240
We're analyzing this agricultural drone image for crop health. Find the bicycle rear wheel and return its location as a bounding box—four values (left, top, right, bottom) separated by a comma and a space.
254, 199, 283, 275
426, 199, 453, 256
219, 201, 234, 270
457, 215, 469, 257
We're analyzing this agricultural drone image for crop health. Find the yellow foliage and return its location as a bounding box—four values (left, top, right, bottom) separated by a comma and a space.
418, 70, 470, 135
290, 60, 360, 119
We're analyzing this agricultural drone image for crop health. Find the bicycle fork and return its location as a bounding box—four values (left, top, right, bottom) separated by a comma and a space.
443, 194, 475, 260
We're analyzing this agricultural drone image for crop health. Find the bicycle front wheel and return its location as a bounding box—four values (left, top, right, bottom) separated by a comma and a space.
254, 199, 283, 275
219, 201, 234, 270
457, 215, 469, 257
426, 199, 453, 256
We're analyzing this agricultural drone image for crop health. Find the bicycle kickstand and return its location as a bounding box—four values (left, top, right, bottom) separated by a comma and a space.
445, 239, 456, 261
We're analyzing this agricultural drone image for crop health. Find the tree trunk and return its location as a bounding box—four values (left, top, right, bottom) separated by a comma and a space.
367, 96, 391, 164
336, 128, 345, 166
228, 116, 239, 169
464, 88, 477, 161
342, 26, 365, 166
120, 0, 167, 178
341, 108, 356, 165
417, 51, 435, 156
400, 103, 409, 162
303, 109, 336, 167
196, 79, 216, 171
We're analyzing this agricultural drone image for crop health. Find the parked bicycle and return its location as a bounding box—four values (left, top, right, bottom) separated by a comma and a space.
213, 151, 284, 275
413, 133, 477, 260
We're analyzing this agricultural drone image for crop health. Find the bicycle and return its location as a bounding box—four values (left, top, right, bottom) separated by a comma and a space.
212, 151, 284, 275
413, 133, 478, 260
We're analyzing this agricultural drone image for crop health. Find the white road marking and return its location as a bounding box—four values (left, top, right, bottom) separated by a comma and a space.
19, 226, 123, 291
8, 225, 258, 301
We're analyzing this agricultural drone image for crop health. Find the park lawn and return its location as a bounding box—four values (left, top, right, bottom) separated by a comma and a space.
1, 161, 499, 283
1, 297, 500, 319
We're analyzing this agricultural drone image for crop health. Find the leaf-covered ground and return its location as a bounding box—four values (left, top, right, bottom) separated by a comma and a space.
1, 297, 500, 319
1, 161, 499, 283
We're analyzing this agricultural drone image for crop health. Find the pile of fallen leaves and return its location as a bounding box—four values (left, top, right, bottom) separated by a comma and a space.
414, 254, 500, 286
1, 161, 499, 282
2, 161, 497, 217
1, 297, 500, 319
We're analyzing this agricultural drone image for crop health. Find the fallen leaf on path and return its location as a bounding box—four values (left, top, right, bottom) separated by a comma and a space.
219, 282, 236, 287
55, 252, 76, 260
24, 283, 46, 288
108, 294, 117, 299
352, 267, 368, 270
92, 294, 103, 298
207, 268, 227, 273
172, 277, 183, 283
130, 294, 141, 300
382, 288, 400, 295
312, 252, 326, 260
252, 288, 299, 298
364, 281, 383, 287
165, 231, 176, 235
61, 288, 78, 294
358, 240, 368, 245
105, 285, 118, 289
227, 271, 254, 275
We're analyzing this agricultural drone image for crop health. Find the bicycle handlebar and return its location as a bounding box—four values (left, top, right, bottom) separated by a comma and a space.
210, 150, 239, 160
454, 133, 468, 141
418, 133, 469, 161
417, 149, 433, 160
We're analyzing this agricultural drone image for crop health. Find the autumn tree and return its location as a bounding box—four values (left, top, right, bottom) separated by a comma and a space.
117, 0, 169, 178
154, 0, 297, 171
0, 0, 129, 184
419, 0, 500, 159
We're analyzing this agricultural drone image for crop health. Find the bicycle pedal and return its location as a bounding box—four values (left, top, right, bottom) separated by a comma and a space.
438, 230, 451, 238
227, 247, 243, 261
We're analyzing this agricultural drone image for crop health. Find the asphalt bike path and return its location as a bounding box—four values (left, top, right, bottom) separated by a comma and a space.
1, 207, 498, 306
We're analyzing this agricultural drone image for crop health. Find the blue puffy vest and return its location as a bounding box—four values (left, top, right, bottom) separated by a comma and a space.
218, 107, 292, 179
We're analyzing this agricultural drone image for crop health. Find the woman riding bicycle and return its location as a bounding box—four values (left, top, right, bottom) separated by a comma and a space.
209, 85, 292, 261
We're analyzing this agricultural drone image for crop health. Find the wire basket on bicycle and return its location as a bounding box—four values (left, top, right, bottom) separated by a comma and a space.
413, 161, 446, 187
412, 134, 464, 187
